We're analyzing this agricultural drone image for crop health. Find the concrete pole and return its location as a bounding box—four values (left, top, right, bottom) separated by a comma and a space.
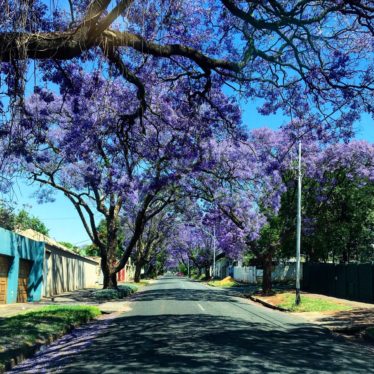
213, 226, 216, 279
295, 140, 302, 305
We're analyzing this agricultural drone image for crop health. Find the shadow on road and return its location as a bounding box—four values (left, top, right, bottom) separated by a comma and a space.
14, 313, 373, 374
131, 287, 234, 303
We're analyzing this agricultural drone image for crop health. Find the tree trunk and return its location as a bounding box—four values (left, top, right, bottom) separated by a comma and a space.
102, 229, 119, 289
134, 263, 142, 283
102, 259, 118, 289
262, 252, 273, 295
205, 266, 210, 279
147, 263, 155, 278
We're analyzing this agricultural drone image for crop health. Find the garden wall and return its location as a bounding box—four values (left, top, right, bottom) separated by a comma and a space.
302, 263, 374, 303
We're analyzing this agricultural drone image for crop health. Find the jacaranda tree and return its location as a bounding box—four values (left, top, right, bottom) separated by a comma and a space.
0, 1, 373, 289
5, 67, 241, 288
187, 125, 373, 293
0, 0, 372, 135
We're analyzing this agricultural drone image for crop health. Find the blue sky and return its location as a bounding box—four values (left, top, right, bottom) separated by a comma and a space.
8, 98, 373, 245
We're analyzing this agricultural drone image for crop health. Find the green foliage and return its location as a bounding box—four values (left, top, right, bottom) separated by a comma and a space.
80, 219, 124, 257
299, 173, 373, 262
14, 209, 49, 235
191, 273, 207, 281
178, 263, 188, 275
0, 305, 100, 370
0, 201, 15, 230
58, 241, 80, 253
278, 293, 353, 312
121, 284, 138, 293
251, 171, 374, 264
91, 285, 137, 300
0, 203, 50, 236
155, 249, 168, 276
80, 243, 100, 256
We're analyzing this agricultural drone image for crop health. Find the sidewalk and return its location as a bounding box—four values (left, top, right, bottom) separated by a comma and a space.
248, 290, 374, 343
295, 297, 374, 331
0, 282, 151, 372
0, 281, 150, 318
297, 306, 374, 344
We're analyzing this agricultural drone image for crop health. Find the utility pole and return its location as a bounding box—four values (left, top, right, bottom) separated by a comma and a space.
295, 140, 302, 305
213, 225, 216, 279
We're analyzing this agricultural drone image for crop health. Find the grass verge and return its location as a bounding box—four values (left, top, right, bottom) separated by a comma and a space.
0, 305, 101, 372
276, 293, 353, 312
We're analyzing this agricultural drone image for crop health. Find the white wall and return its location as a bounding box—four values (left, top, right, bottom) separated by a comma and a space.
43, 246, 99, 297
230, 263, 302, 285
233, 266, 256, 284
272, 263, 302, 282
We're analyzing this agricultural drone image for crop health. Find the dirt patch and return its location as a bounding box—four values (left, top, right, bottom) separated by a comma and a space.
259, 293, 285, 306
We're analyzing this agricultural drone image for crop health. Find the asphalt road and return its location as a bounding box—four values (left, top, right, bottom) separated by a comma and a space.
10, 276, 374, 373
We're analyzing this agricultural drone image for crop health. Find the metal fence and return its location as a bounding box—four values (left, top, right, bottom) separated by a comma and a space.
302, 263, 374, 303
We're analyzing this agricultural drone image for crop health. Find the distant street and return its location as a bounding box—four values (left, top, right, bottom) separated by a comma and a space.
10, 276, 374, 373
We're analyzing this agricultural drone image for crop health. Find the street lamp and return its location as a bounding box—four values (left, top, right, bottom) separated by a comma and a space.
212, 226, 216, 278
295, 140, 302, 305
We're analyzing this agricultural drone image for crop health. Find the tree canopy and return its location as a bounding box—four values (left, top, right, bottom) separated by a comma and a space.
0, 0, 373, 290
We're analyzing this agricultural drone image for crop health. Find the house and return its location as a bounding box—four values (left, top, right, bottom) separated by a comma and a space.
0, 227, 44, 304
18, 229, 100, 297
117, 258, 135, 282
88, 256, 135, 284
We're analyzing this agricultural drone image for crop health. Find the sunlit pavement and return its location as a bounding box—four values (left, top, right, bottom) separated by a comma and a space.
9, 276, 374, 373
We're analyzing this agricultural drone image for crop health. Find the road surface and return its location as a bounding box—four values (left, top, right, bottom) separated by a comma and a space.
10, 276, 374, 373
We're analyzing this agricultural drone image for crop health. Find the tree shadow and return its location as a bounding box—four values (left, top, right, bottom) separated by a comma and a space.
317, 308, 374, 330
11, 314, 374, 374
130, 287, 237, 303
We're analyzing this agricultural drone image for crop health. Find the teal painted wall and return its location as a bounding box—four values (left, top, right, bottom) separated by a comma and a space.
0, 227, 45, 303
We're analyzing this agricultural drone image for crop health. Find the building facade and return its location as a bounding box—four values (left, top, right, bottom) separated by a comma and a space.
0, 227, 44, 304
19, 229, 99, 297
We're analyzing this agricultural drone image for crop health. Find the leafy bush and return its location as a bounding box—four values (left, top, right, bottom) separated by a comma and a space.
92, 285, 137, 300
120, 284, 138, 293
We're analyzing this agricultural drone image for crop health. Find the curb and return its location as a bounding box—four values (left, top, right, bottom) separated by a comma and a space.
1, 325, 76, 373
0, 310, 120, 373
248, 295, 289, 312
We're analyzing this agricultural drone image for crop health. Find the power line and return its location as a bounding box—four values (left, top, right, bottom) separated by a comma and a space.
38, 217, 81, 221
73, 239, 92, 245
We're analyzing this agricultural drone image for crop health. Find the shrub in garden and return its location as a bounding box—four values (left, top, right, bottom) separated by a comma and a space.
92, 285, 137, 301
